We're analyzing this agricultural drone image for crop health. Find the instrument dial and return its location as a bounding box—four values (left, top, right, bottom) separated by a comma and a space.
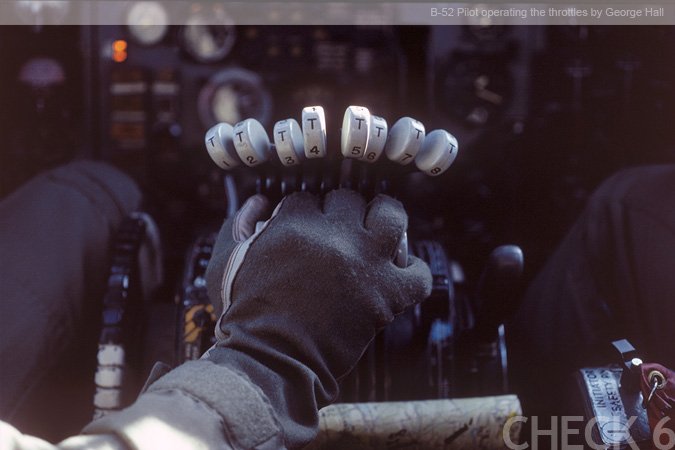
181, 7, 236, 63
126, 2, 169, 46
198, 68, 272, 128
14, 1, 70, 26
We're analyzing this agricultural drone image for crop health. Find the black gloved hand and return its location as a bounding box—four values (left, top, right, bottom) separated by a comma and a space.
204, 189, 432, 448
205, 193, 272, 319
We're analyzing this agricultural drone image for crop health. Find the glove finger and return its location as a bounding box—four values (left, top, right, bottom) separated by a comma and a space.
364, 194, 408, 258
387, 254, 433, 314
322, 189, 366, 223
274, 191, 322, 220
206, 215, 237, 318
213, 193, 322, 320
206, 194, 272, 317
232, 194, 272, 242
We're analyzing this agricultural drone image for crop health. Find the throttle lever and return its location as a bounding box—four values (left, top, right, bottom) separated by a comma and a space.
395, 232, 408, 268
474, 245, 524, 342
301, 106, 327, 192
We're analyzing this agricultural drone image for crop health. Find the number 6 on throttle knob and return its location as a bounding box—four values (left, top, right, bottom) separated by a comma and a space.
362, 115, 388, 163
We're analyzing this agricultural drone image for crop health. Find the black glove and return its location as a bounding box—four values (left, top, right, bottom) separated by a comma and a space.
205, 193, 272, 319
204, 189, 432, 448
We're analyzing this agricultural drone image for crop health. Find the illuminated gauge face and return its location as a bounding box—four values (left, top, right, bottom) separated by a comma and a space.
14, 1, 70, 24
212, 85, 242, 124
181, 16, 236, 63
126, 2, 169, 46
198, 68, 272, 128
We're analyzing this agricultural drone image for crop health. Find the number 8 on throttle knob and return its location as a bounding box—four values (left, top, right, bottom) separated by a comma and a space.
415, 130, 458, 177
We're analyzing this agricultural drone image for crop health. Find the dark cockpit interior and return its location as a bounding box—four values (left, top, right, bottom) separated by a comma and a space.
1, 5, 674, 445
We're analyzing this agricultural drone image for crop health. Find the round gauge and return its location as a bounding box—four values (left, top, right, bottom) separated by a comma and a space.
126, 2, 169, 46
14, 1, 70, 25
198, 68, 272, 128
181, 12, 236, 63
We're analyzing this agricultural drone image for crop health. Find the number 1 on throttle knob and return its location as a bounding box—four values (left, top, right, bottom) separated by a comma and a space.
205, 122, 241, 170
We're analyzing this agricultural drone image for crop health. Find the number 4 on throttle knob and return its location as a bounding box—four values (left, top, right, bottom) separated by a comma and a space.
302, 106, 327, 159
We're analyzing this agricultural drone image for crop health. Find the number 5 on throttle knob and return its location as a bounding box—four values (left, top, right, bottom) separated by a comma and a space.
341, 106, 370, 159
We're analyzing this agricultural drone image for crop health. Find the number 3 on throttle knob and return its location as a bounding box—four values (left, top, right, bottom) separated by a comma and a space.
273, 119, 305, 167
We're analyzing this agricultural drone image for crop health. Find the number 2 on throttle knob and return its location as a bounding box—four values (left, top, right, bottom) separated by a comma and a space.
232, 118, 271, 167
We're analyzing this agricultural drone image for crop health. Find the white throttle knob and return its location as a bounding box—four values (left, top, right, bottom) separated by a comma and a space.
362, 115, 388, 163
341, 106, 370, 159
302, 106, 327, 159
232, 118, 271, 167
273, 119, 305, 167
385, 117, 425, 165
415, 129, 459, 176
205, 123, 241, 170
395, 232, 408, 268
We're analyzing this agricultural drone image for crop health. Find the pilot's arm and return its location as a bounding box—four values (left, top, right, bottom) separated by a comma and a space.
2, 189, 431, 450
